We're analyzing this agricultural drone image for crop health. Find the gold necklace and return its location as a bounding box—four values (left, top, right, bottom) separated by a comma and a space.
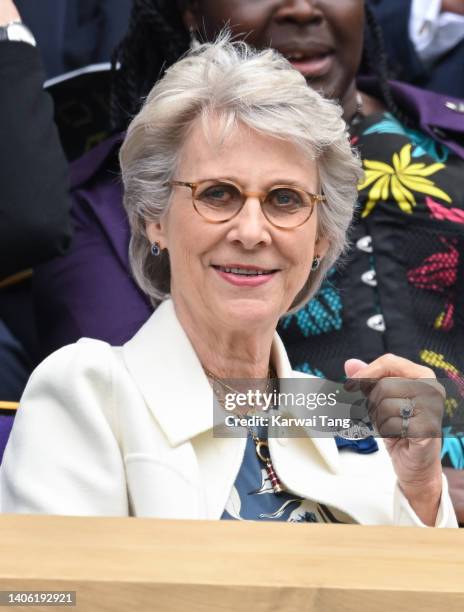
203, 365, 285, 495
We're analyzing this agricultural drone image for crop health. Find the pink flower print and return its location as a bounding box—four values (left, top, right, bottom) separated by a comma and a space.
407, 238, 458, 293
426, 197, 464, 224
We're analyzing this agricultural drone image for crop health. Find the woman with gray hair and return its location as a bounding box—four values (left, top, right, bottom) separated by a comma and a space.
0, 38, 456, 527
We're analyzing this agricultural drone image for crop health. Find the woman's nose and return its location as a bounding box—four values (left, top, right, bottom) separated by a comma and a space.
276, 0, 323, 25
226, 196, 272, 249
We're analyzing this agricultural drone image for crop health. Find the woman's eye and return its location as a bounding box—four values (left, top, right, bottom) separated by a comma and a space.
270, 188, 303, 208
200, 184, 236, 202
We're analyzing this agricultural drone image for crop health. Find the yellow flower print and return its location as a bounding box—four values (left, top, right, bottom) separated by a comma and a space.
358, 144, 452, 217
420, 349, 464, 414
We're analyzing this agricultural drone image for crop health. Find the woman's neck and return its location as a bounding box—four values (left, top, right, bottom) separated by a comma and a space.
341, 81, 387, 122
173, 300, 275, 380
341, 82, 361, 123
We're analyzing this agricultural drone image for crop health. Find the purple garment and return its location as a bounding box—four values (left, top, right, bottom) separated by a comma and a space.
0, 413, 15, 464
34, 134, 152, 356
358, 78, 464, 159
32, 81, 464, 356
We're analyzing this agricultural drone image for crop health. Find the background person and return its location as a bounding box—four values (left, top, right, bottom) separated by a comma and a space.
0, 0, 71, 461
369, 0, 464, 98
15, 0, 132, 78
1, 39, 456, 527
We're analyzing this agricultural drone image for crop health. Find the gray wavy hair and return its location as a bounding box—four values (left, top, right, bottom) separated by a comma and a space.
119, 35, 363, 313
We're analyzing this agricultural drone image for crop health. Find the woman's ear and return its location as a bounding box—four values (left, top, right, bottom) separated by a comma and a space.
315, 236, 330, 261
146, 220, 167, 251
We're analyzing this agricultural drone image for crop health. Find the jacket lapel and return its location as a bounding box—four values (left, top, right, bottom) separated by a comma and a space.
269, 341, 395, 524
269, 434, 395, 525
123, 300, 215, 445
270, 336, 341, 475
122, 300, 246, 518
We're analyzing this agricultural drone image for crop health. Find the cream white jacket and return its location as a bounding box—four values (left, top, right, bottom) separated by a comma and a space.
0, 300, 457, 527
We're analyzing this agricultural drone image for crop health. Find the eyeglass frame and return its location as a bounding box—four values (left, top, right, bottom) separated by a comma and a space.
163, 178, 326, 229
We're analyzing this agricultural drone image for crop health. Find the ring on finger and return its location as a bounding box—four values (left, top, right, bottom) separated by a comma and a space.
399, 398, 415, 438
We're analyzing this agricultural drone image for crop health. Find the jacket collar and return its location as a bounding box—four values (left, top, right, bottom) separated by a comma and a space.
122, 299, 214, 447
357, 77, 464, 159
122, 300, 291, 442
122, 299, 340, 473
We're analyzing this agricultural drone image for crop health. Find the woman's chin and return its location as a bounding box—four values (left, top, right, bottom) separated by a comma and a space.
215, 297, 281, 330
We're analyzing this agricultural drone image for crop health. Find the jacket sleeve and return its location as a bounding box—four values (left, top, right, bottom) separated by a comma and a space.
0, 41, 71, 279
394, 474, 458, 527
0, 341, 128, 516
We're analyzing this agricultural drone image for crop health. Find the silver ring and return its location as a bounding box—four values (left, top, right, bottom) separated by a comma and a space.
400, 398, 415, 438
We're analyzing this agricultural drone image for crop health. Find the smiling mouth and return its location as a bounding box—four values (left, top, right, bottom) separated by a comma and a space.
283, 50, 334, 78
212, 265, 278, 277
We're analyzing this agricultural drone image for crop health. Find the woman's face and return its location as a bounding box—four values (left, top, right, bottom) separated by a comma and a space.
146, 120, 327, 332
185, 0, 364, 106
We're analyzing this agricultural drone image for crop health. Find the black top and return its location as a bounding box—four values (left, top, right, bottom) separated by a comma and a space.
0, 41, 71, 279
16, 0, 132, 78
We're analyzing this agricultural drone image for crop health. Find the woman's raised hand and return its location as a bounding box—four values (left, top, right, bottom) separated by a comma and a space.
345, 355, 445, 526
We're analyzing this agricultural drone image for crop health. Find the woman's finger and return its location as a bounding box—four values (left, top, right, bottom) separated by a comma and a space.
348, 353, 446, 401
350, 353, 435, 380
368, 396, 443, 438
369, 378, 443, 413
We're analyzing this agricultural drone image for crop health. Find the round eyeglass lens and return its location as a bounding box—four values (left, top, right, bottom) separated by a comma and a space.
263, 188, 313, 228
194, 181, 242, 221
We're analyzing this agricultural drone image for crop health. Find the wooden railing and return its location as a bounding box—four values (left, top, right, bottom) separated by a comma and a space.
0, 515, 463, 611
